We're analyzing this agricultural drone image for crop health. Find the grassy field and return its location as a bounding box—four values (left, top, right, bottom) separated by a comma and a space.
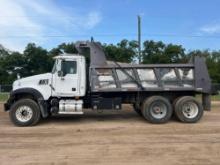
0, 93, 9, 102
212, 94, 220, 101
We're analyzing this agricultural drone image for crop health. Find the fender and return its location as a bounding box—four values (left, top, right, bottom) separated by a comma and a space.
4, 88, 49, 118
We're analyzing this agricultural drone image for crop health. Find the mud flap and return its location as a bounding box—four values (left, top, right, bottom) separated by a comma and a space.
202, 94, 211, 111
38, 99, 49, 118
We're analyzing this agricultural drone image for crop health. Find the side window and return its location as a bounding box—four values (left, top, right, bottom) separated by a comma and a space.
62, 61, 77, 75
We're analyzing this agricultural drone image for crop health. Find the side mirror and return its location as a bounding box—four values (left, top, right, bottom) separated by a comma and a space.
58, 71, 64, 77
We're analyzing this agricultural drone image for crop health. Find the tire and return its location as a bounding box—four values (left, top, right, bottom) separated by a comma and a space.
172, 96, 182, 119
174, 96, 203, 123
9, 99, 41, 127
133, 104, 142, 116
172, 97, 182, 108
141, 96, 173, 124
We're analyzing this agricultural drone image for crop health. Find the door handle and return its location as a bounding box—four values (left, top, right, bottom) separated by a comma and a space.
72, 88, 76, 91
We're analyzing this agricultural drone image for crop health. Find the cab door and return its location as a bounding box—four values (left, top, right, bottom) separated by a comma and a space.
53, 59, 80, 97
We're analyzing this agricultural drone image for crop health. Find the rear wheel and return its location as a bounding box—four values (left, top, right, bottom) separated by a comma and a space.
174, 96, 203, 123
9, 99, 41, 127
141, 96, 173, 124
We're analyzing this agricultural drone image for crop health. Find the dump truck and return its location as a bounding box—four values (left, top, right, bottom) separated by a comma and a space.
4, 41, 212, 126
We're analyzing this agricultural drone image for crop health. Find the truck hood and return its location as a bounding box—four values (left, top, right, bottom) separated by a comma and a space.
13, 73, 52, 90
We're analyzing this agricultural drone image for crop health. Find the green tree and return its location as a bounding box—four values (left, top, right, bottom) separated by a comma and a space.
164, 44, 186, 63
0, 44, 9, 58
103, 39, 138, 63
142, 40, 186, 64
49, 42, 78, 57
142, 40, 166, 64
24, 43, 53, 76
59, 43, 78, 54
0, 52, 25, 84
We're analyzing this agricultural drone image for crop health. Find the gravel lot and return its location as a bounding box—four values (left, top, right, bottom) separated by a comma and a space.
0, 103, 220, 165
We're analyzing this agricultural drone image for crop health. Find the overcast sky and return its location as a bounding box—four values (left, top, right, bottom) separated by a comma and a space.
0, 0, 220, 52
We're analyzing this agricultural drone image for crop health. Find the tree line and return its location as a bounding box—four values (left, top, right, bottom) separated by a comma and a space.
0, 39, 220, 84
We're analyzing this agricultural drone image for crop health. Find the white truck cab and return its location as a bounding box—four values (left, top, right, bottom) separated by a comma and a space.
13, 54, 86, 100
52, 55, 86, 98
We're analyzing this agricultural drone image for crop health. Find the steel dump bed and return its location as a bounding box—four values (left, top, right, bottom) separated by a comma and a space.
90, 57, 211, 94
76, 41, 212, 95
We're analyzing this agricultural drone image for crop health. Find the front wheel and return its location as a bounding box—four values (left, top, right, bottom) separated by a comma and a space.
141, 96, 173, 124
9, 99, 41, 127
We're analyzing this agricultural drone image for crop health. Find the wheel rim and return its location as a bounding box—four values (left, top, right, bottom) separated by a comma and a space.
149, 102, 167, 119
182, 102, 199, 119
15, 106, 33, 122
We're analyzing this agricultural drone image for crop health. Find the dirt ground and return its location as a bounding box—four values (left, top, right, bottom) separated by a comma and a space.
0, 103, 220, 165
